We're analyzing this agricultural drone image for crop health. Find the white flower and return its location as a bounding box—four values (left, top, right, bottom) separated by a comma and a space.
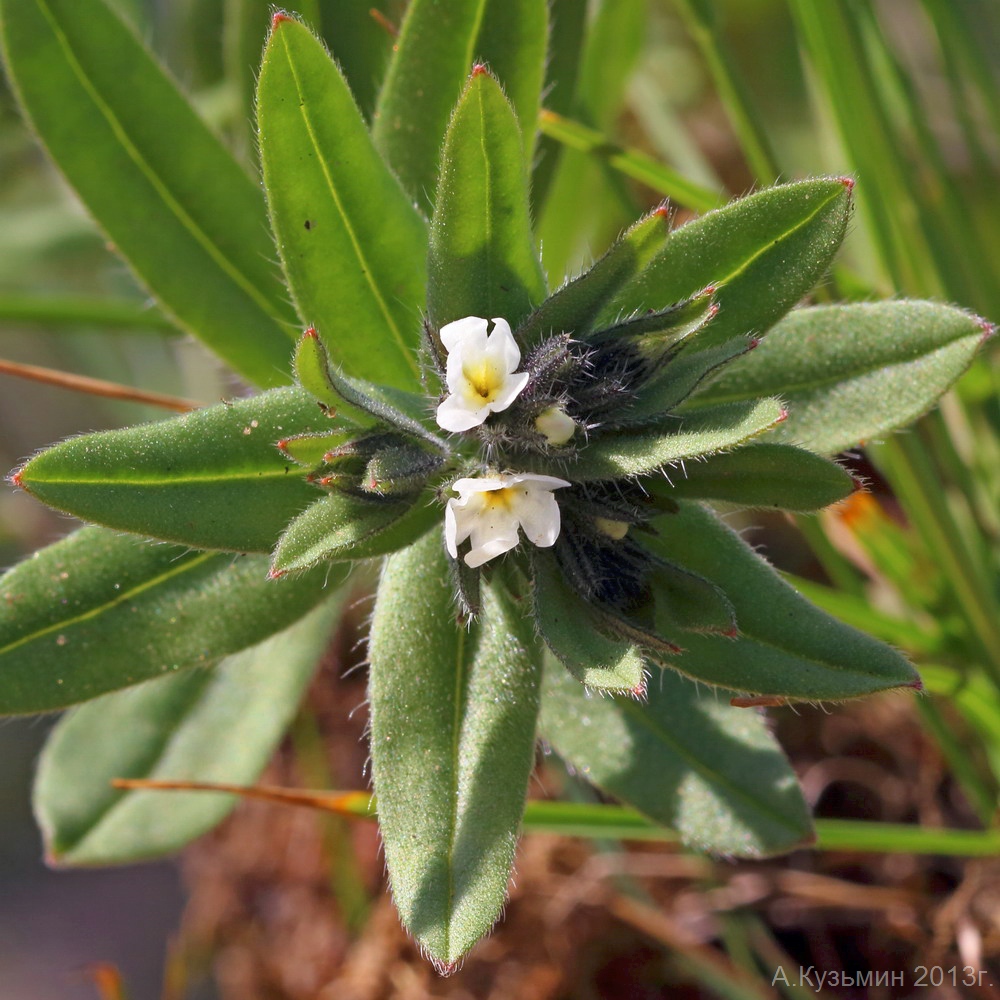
445, 472, 572, 568
435, 316, 530, 432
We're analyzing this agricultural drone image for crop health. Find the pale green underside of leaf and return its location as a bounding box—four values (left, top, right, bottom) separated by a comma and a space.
645, 502, 920, 700
35, 598, 342, 866
16, 388, 334, 553
566, 397, 785, 480
654, 443, 855, 511
0, 0, 298, 386
0, 527, 340, 715
540, 660, 813, 857
258, 17, 427, 392
369, 532, 541, 967
685, 301, 987, 455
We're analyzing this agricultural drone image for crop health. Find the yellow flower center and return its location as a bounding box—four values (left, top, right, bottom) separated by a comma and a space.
462, 359, 504, 402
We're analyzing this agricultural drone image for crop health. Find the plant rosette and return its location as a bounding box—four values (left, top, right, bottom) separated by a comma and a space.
0, 5, 992, 972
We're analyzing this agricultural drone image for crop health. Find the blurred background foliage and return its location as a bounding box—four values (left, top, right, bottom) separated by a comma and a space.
3, 0, 1000, 996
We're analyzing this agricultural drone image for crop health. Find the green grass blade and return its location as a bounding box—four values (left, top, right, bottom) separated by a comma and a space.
0, 0, 299, 387
538, 111, 725, 213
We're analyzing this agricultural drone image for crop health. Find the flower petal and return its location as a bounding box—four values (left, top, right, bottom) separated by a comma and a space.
440, 315, 488, 353
437, 392, 489, 432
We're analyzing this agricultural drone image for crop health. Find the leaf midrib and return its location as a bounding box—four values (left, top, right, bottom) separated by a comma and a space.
0, 550, 217, 658
32, 0, 293, 338
276, 28, 420, 381
684, 332, 979, 408
617, 696, 803, 839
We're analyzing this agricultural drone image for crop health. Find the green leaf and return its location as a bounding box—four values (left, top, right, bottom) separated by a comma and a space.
315, 0, 394, 118
373, 0, 548, 209
34, 597, 341, 865
684, 301, 989, 455
292, 330, 441, 444
532, 554, 645, 692
373, 0, 489, 208
258, 16, 427, 392
539, 660, 813, 857
653, 444, 856, 511
16, 388, 336, 553
565, 398, 786, 480
0, 0, 298, 387
598, 178, 853, 347
644, 502, 921, 699
475, 0, 548, 160
427, 68, 546, 331
270, 491, 439, 574
0, 527, 339, 715
515, 208, 670, 349
369, 532, 541, 969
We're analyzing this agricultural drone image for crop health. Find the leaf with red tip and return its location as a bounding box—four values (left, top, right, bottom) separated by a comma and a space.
599, 178, 853, 350
515, 209, 671, 349
428, 68, 546, 329
258, 16, 428, 392
539, 657, 813, 857
15, 388, 336, 553
644, 502, 921, 700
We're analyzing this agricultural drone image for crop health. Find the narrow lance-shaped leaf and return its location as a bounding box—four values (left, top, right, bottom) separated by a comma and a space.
0, 527, 339, 715
373, 0, 548, 207
258, 16, 428, 392
563, 397, 786, 481
475, 0, 548, 162
515, 207, 670, 349
684, 301, 991, 456
369, 532, 541, 969
652, 443, 856, 511
539, 661, 813, 857
599, 178, 854, 349
35, 597, 343, 866
645, 502, 921, 700
373, 0, 489, 208
271, 492, 439, 575
15, 388, 340, 554
427, 67, 546, 331
0, 0, 298, 386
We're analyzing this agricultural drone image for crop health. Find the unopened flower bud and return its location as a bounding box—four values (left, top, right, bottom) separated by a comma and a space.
535, 405, 576, 445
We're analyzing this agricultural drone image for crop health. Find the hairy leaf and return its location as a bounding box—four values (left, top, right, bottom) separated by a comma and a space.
369, 533, 541, 969
35, 598, 341, 865
0, 528, 338, 715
